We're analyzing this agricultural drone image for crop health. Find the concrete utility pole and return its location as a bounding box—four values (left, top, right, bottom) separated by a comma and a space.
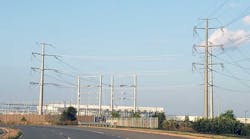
193, 18, 223, 118
98, 75, 103, 116
31, 42, 58, 115
77, 76, 80, 116
204, 18, 209, 118
245, 110, 248, 124
209, 48, 214, 118
133, 74, 137, 112
38, 43, 45, 115
110, 76, 114, 112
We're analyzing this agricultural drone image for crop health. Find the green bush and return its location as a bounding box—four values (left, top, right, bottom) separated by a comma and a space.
130, 111, 141, 118
192, 110, 250, 136
111, 111, 120, 118
60, 106, 77, 122
152, 112, 166, 129
241, 124, 250, 136
162, 119, 179, 130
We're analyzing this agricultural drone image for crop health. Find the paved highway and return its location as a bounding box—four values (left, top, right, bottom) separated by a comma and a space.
17, 126, 189, 139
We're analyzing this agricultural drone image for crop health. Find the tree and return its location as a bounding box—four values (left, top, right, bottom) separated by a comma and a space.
111, 111, 120, 118
219, 110, 235, 120
60, 106, 77, 121
131, 111, 141, 118
152, 112, 166, 129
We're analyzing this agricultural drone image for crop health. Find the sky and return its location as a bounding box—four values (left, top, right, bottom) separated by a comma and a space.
0, 0, 250, 117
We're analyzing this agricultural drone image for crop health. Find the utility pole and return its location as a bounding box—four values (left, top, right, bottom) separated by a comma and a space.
133, 74, 137, 112
193, 18, 223, 118
209, 48, 214, 118
245, 110, 248, 124
98, 75, 103, 116
110, 76, 114, 112
38, 43, 45, 115
204, 18, 209, 118
31, 42, 58, 115
77, 76, 80, 116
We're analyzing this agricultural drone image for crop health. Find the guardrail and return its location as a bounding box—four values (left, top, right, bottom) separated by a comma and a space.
78, 122, 111, 127
107, 118, 158, 128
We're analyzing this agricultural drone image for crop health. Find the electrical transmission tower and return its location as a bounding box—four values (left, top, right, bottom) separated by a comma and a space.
77, 75, 103, 116
111, 74, 137, 112
31, 42, 59, 115
193, 18, 223, 118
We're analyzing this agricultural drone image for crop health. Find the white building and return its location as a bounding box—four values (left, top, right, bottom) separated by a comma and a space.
44, 103, 164, 117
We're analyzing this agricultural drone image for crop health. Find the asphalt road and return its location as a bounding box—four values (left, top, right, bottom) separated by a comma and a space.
17, 126, 189, 139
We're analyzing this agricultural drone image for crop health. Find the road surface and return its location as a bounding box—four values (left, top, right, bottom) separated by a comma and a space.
17, 126, 189, 139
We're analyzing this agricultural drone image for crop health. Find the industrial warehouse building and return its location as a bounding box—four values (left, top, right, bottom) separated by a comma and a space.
0, 103, 164, 118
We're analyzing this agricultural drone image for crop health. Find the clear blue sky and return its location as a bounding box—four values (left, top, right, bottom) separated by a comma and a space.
1, 0, 250, 117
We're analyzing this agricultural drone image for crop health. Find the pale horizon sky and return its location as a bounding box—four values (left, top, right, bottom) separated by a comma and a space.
1, 0, 250, 117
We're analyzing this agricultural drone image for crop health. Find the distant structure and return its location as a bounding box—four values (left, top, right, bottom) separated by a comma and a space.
0, 103, 164, 118
44, 103, 164, 117
166, 115, 250, 124
77, 74, 139, 117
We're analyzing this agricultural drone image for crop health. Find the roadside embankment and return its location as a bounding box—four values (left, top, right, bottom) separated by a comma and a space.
80, 126, 243, 139
0, 127, 22, 139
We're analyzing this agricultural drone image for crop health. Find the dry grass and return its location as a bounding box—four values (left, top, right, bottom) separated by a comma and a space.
0, 114, 94, 126
0, 127, 22, 139
84, 126, 244, 139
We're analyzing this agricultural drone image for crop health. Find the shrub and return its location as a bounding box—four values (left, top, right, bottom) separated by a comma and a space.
152, 112, 166, 129
60, 106, 77, 124
192, 110, 250, 136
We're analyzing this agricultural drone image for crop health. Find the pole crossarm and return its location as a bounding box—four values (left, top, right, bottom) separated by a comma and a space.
39, 42, 53, 47
30, 82, 74, 87
32, 52, 42, 56
44, 54, 61, 59
194, 27, 223, 30
31, 67, 60, 73
208, 63, 224, 66
80, 85, 98, 88
193, 44, 223, 48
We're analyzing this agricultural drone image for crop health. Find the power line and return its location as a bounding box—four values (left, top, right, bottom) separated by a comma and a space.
224, 5, 250, 27
207, 0, 230, 18
213, 69, 250, 88
212, 53, 250, 76
45, 74, 76, 87
54, 57, 81, 74
214, 85, 250, 94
